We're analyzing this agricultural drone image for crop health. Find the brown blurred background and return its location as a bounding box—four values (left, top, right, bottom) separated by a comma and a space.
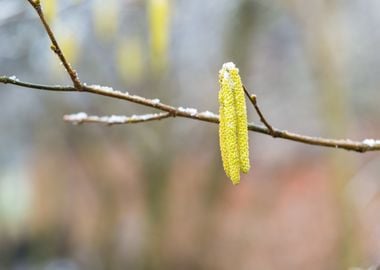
1, 0, 380, 269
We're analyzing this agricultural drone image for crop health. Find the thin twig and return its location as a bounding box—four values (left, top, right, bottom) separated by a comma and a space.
0, 76, 76, 91
1, 76, 380, 153
26, 0, 82, 89
63, 112, 171, 125
243, 85, 275, 136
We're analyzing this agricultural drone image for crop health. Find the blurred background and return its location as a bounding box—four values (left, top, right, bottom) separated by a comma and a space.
0, 0, 380, 269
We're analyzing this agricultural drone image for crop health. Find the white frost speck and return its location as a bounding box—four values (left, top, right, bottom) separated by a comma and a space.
362, 139, 380, 147
9, 75, 18, 81
198, 110, 218, 118
64, 112, 88, 123
152, 98, 160, 104
85, 83, 130, 96
140, 113, 160, 120
105, 115, 128, 123
222, 62, 236, 70
178, 107, 198, 116
128, 113, 160, 121
220, 62, 238, 87
223, 71, 230, 80
88, 84, 115, 92
130, 114, 139, 120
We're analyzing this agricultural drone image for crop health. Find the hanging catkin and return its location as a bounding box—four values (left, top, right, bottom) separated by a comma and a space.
218, 62, 250, 185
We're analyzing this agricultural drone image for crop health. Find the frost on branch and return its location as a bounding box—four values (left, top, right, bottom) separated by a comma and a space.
63, 112, 170, 125
63, 112, 88, 124
362, 139, 380, 147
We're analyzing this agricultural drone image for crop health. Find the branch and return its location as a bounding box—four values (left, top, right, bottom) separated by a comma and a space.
26, 0, 82, 89
63, 112, 171, 125
1, 1, 380, 153
1, 76, 380, 153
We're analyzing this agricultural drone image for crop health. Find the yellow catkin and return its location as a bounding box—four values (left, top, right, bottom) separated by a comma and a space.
218, 89, 230, 178
230, 68, 250, 173
92, 0, 119, 41
41, 0, 56, 23
218, 62, 250, 185
116, 37, 144, 84
148, 0, 170, 72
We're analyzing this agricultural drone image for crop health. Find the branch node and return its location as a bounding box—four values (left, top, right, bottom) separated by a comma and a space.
32, 0, 41, 8
73, 77, 83, 91
50, 45, 58, 53
169, 109, 177, 117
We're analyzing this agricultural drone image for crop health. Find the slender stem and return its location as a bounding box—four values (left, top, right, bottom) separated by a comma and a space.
1, 76, 380, 153
243, 85, 275, 136
26, 0, 82, 89
0, 76, 76, 91
63, 112, 171, 125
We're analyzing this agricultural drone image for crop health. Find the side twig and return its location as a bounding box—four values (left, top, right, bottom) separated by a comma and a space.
63, 112, 171, 125
26, 0, 82, 89
243, 85, 275, 136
